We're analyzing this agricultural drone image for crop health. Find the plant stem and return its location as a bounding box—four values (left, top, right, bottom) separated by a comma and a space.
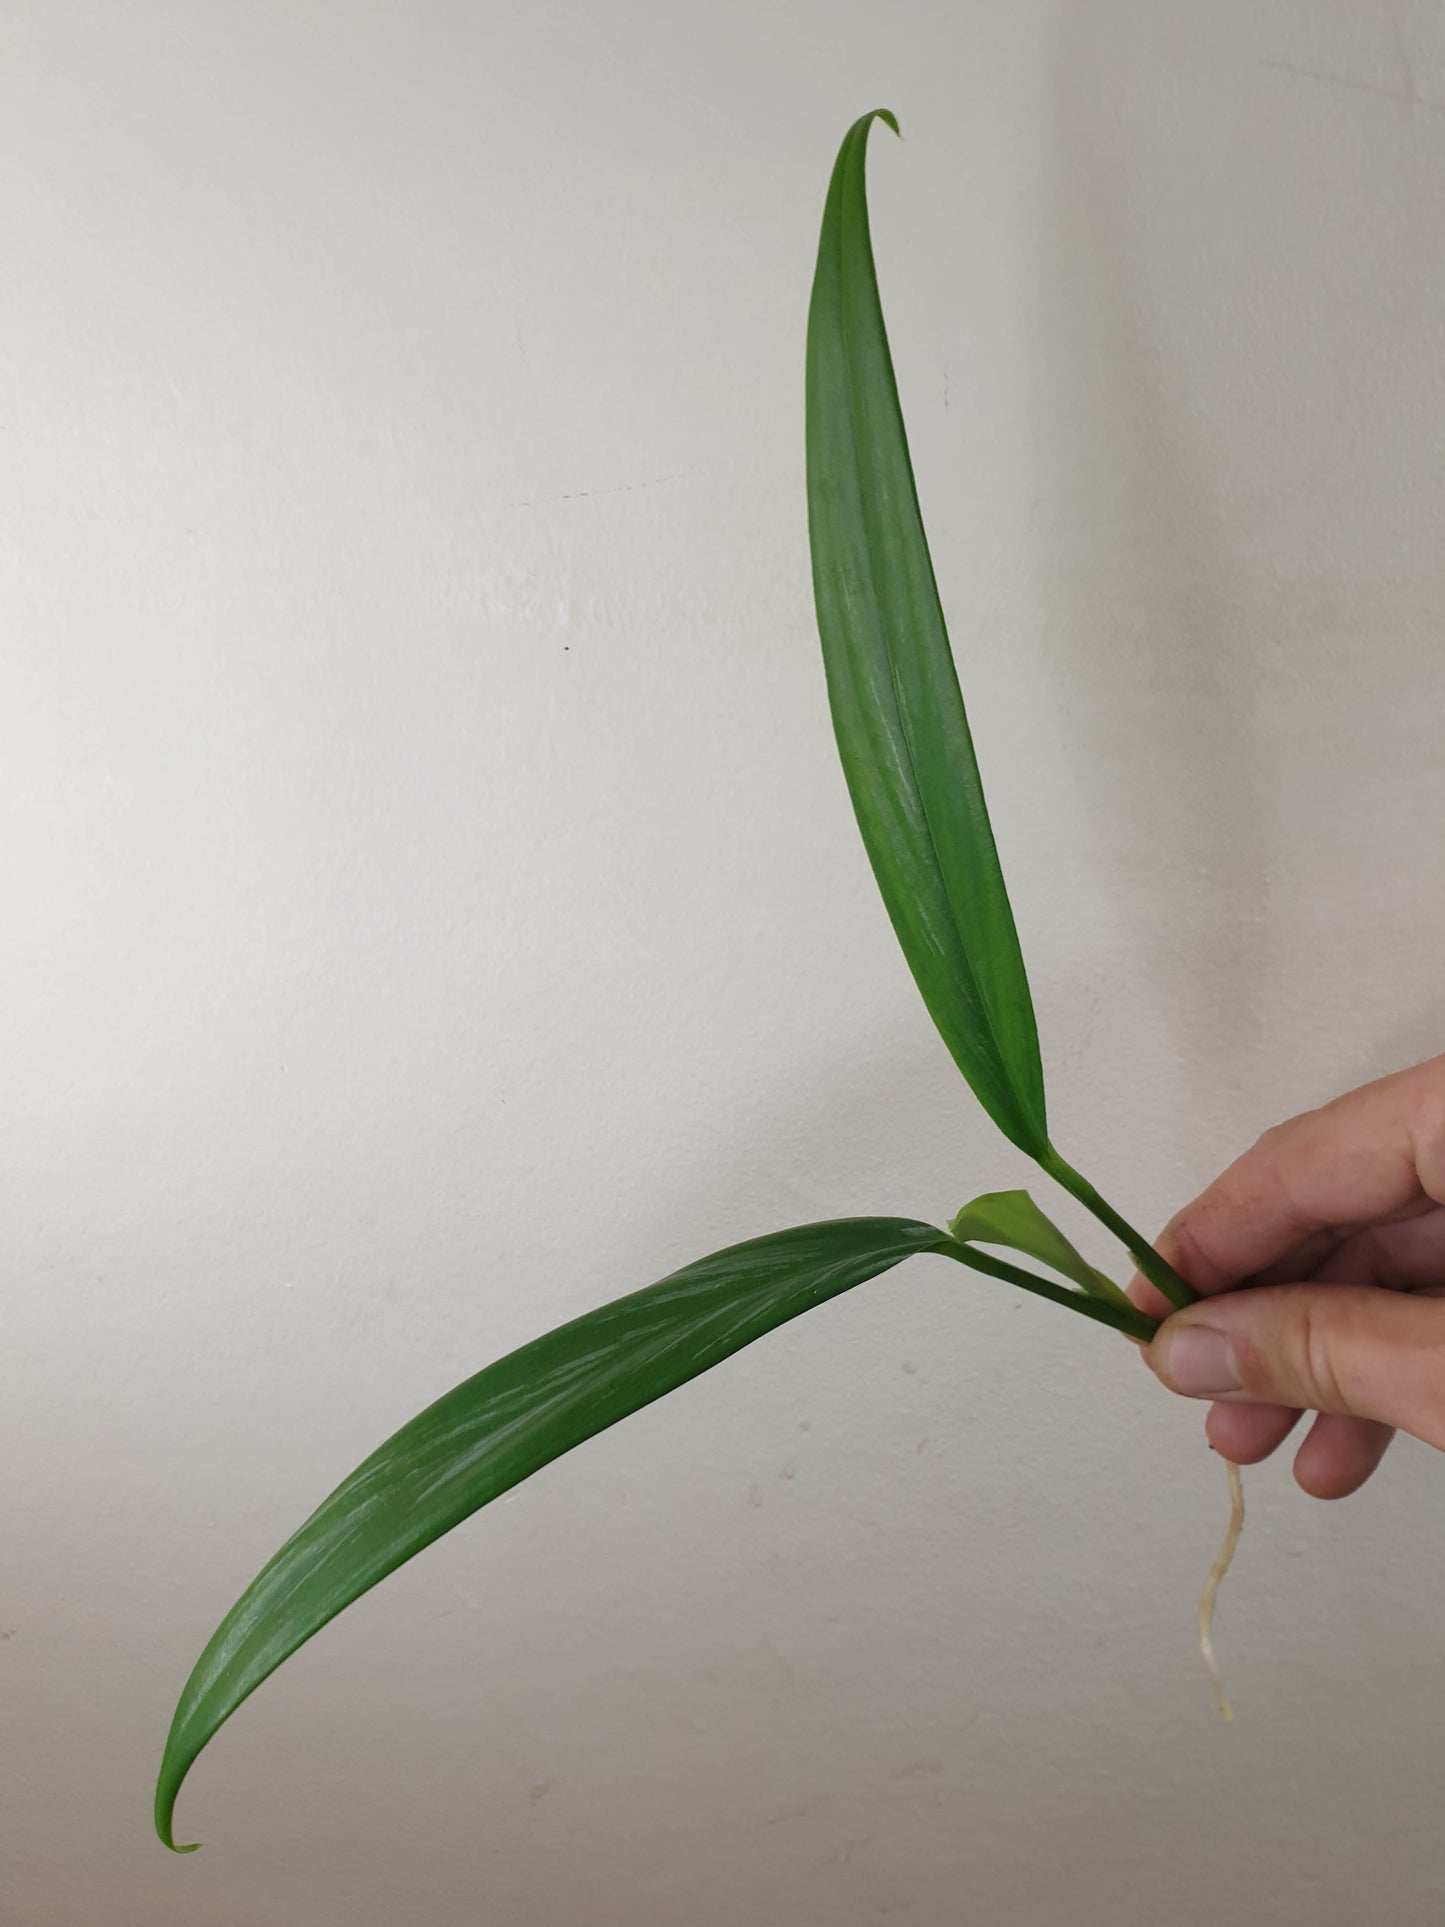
1040, 1151, 1197, 1312
930, 1238, 1161, 1345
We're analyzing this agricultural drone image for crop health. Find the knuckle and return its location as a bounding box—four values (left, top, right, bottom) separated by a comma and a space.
1299, 1297, 1354, 1417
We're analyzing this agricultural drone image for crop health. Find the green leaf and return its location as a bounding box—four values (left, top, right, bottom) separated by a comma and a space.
949, 1189, 1135, 1312
155, 1216, 944, 1851
806, 110, 1047, 1157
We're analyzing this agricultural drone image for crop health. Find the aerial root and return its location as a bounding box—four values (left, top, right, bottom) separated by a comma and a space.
1198, 1457, 1245, 1721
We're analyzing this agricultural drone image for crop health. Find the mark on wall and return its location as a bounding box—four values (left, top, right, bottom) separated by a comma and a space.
1259, 57, 1444, 116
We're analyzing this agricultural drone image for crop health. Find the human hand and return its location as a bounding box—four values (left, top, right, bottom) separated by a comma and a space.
1133, 1055, 1445, 1497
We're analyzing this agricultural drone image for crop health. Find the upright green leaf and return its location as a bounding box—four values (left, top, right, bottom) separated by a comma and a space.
806, 110, 1047, 1156
156, 1216, 944, 1851
949, 1189, 1134, 1312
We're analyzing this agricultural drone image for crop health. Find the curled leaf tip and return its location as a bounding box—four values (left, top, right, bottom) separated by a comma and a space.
853, 108, 901, 141
155, 1778, 201, 1853
156, 1818, 201, 1854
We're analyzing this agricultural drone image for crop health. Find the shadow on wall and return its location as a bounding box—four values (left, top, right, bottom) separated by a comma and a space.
1020, 14, 1274, 1121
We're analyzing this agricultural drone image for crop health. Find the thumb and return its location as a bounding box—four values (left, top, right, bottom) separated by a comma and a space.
1148, 1284, 1445, 1452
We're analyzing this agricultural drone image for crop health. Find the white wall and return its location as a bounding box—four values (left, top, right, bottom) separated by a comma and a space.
6, 3, 1445, 1921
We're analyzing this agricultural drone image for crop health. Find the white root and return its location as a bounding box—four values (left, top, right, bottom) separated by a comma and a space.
1198, 1457, 1245, 1721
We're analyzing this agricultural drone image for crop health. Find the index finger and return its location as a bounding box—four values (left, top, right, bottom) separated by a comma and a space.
1139, 1055, 1445, 1305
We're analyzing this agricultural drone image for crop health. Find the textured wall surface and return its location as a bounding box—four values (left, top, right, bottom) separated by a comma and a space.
5, 3, 1445, 1922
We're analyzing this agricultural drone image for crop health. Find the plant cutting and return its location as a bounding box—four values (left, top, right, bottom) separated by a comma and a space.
156, 109, 1235, 1853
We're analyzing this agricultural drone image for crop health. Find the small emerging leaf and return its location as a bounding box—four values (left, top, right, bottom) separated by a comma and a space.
806, 111, 1047, 1156
155, 1216, 944, 1851
949, 1189, 1134, 1312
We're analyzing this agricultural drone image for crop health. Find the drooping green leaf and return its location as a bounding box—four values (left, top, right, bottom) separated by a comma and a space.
805, 110, 1047, 1157
949, 1189, 1134, 1312
155, 1216, 945, 1851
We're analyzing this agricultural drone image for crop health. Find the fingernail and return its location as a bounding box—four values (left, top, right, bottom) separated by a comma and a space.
1157, 1325, 1239, 1397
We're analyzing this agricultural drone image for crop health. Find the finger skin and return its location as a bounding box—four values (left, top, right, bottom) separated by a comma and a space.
1291, 1412, 1395, 1500
1152, 1056, 1445, 1296
1311, 1209, 1445, 1290
1148, 1284, 1445, 1454
1204, 1399, 1300, 1464
1129, 1059, 1445, 1492
1198, 1209, 1445, 1488
1200, 1401, 1389, 1500
1128, 1273, 1177, 1324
